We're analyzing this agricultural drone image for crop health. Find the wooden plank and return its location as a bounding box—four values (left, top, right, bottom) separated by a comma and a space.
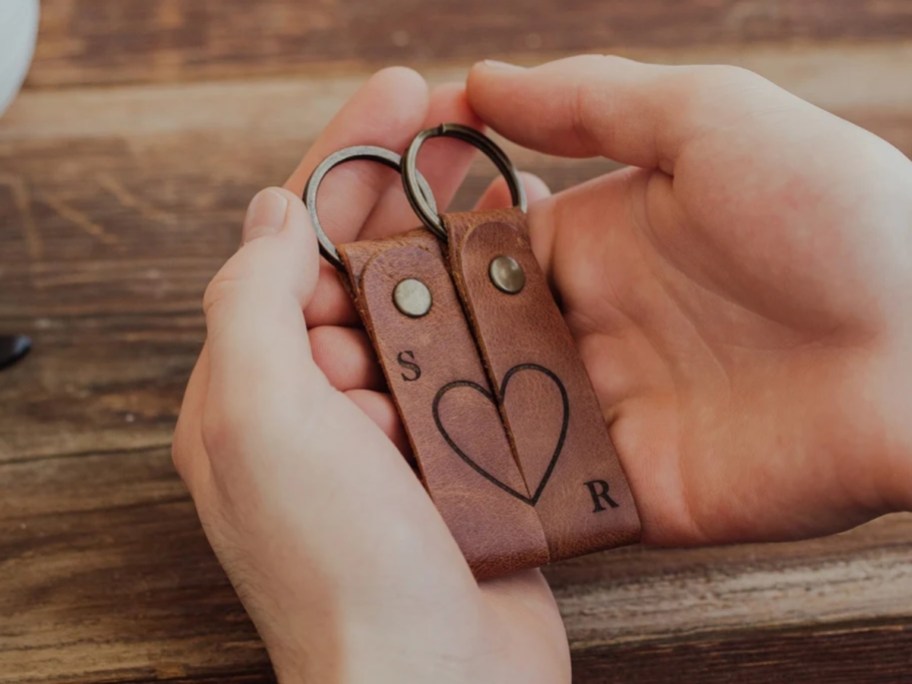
1, 443, 910, 683
0, 145, 610, 468
9, 44, 912, 144
27, 0, 912, 88
548, 517, 912, 646
572, 620, 912, 683
1, 44, 910, 468
0, 449, 270, 684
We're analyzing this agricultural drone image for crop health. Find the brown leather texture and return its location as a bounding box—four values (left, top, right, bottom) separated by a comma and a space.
444, 208, 642, 561
338, 229, 550, 579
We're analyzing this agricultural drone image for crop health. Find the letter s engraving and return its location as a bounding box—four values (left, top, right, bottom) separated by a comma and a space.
397, 350, 421, 382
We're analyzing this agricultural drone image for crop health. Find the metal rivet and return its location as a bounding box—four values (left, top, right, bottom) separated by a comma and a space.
489, 255, 525, 294
393, 278, 432, 318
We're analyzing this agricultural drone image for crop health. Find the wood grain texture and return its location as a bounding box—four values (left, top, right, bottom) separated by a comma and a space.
2, 1, 912, 682
26, 0, 912, 88
9, 42, 912, 144
572, 620, 912, 684
1, 441, 911, 683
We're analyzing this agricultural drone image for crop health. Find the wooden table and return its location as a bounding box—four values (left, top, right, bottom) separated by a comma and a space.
2, 2, 911, 682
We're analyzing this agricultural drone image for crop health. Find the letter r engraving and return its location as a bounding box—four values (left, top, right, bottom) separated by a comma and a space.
585, 479, 620, 512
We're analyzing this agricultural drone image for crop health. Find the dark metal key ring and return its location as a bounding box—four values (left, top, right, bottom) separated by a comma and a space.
402, 123, 527, 241
303, 145, 437, 271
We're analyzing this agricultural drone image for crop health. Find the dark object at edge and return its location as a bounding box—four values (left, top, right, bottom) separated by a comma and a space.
0, 335, 32, 371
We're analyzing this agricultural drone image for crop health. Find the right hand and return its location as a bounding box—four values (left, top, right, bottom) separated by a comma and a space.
466, 56, 912, 544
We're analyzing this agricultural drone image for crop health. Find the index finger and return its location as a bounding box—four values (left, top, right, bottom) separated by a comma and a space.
466, 56, 803, 174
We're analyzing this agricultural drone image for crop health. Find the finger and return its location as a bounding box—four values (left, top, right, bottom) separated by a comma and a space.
358, 83, 484, 240
301, 83, 488, 329
345, 388, 413, 461
285, 67, 430, 247
204, 187, 324, 413
467, 56, 798, 173
475, 172, 554, 272
473, 171, 551, 211
303, 261, 359, 329
310, 325, 385, 392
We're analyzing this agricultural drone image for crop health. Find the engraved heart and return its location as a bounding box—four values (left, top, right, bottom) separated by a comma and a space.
432, 363, 569, 506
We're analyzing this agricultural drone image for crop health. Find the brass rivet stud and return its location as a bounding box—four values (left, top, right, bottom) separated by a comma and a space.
489, 255, 525, 294
393, 278, 432, 317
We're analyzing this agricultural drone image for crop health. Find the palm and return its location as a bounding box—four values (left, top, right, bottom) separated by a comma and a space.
538, 104, 912, 544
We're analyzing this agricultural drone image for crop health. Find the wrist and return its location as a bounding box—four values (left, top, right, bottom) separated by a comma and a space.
873, 391, 912, 514
809, 339, 912, 523
860, 342, 912, 515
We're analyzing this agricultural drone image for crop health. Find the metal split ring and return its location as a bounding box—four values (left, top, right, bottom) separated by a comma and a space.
303, 145, 437, 271
304, 126, 525, 267
401, 123, 527, 241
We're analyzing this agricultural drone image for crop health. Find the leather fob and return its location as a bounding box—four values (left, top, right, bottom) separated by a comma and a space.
338, 229, 550, 579
443, 208, 642, 561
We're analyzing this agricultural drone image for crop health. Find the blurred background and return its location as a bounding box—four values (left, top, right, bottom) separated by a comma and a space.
1, 2, 911, 683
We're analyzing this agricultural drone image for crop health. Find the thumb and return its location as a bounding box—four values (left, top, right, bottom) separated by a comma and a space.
199, 191, 474, 592
203, 187, 322, 405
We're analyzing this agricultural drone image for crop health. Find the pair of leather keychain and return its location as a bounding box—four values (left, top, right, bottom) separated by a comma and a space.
304, 124, 640, 579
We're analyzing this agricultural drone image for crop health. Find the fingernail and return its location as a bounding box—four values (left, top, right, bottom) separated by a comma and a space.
480, 60, 525, 72
243, 188, 289, 242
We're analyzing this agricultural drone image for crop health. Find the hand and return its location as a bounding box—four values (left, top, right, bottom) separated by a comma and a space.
467, 56, 912, 544
173, 68, 569, 683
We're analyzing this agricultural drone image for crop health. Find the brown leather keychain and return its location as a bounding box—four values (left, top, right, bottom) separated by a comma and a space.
304, 147, 550, 578
402, 125, 641, 563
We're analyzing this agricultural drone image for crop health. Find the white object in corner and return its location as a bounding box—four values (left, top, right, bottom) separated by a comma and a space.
0, 0, 40, 117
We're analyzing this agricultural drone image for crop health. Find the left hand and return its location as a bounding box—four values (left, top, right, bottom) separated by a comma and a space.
172, 68, 569, 684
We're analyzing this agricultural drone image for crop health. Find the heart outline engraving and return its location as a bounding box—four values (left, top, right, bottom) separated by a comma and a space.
432, 363, 569, 506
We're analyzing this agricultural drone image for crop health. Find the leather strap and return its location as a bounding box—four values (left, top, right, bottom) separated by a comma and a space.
443, 208, 642, 561
338, 229, 550, 578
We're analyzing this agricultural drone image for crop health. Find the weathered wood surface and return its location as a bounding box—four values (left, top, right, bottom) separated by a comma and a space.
26, 0, 912, 88
1, 1, 911, 682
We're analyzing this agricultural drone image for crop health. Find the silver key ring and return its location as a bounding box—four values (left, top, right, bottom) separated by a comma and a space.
303, 145, 438, 271
401, 123, 527, 241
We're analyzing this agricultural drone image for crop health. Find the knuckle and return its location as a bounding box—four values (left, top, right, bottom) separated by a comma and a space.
592, 53, 628, 69
171, 432, 190, 482
680, 64, 768, 103
200, 399, 242, 460
709, 63, 759, 84
308, 326, 335, 368
201, 246, 262, 321
202, 270, 240, 320
692, 64, 761, 88
568, 75, 606, 152
658, 64, 772, 128
171, 415, 201, 494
